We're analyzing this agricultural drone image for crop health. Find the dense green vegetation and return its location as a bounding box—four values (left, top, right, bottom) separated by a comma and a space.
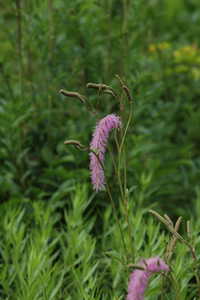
0, 0, 200, 299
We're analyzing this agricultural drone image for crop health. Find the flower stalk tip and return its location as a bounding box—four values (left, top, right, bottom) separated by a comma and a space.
126, 257, 169, 300
89, 114, 121, 191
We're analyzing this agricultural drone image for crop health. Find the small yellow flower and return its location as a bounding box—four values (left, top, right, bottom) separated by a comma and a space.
174, 50, 181, 58
148, 44, 157, 52
148, 42, 171, 53
173, 44, 200, 64
158, 42, 170, 51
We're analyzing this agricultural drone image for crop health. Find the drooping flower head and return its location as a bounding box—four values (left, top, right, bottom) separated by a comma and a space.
127, 257, 169, 300
89, 114, 121, 191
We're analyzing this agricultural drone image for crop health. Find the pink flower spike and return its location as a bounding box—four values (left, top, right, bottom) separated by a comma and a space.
89, 114, 121, 191
126, 257, 169, 300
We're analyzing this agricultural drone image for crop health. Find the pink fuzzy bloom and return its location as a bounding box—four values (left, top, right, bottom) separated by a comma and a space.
126, 257, 169, 300
89, 114, 121, 191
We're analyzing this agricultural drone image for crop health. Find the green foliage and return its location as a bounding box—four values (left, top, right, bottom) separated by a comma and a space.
0, 186, 200, 298
1, 0, 200, 213
1, 0, 200, 298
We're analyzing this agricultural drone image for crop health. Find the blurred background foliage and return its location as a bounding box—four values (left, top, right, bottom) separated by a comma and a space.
0, 0, 200, 217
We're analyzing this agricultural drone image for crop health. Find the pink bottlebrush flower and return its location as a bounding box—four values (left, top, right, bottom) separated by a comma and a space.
89, 114, 121, 191
127, 257, 169, 300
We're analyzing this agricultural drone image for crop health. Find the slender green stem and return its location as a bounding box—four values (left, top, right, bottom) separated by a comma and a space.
118, 101, 133, 158
123, 147, 127, 194
107, 143, 118, 178
116, 100, 134, 259
105, 179, 129, 263
15, 0, 23, 97
47, 0, 53, 57
90, 150, 128, 262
